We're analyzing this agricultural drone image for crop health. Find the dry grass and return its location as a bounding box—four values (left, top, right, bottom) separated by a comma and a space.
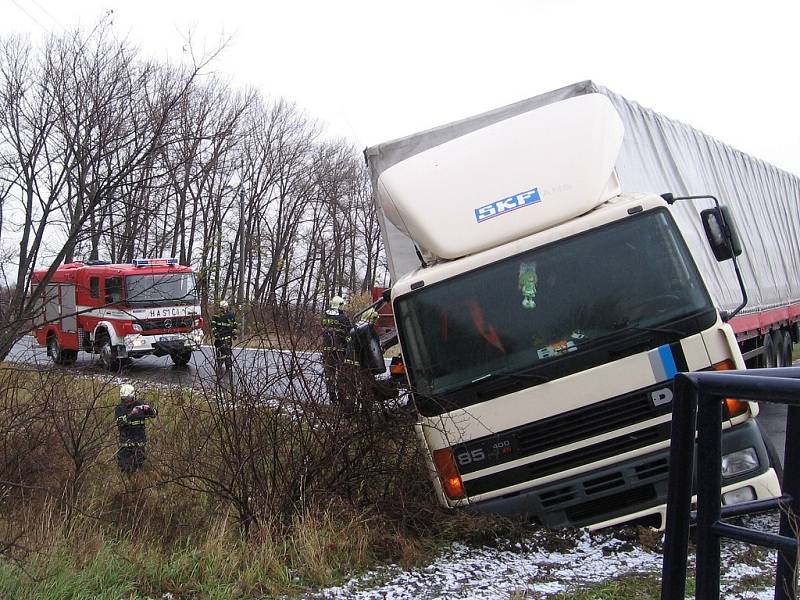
0, 362, 484, 598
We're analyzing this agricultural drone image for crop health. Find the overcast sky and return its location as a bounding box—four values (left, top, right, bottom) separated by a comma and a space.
4, 0, 800, 175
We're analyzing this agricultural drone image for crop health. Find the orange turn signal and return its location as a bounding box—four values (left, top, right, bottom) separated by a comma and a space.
432, 448, 465, 500
712, 359, 749, 418
390, 359, 406, 377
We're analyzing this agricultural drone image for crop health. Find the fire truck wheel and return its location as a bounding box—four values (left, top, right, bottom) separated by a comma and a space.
171, 351, 192, 366
99, 338, 121, 371
48, 335, 66, 365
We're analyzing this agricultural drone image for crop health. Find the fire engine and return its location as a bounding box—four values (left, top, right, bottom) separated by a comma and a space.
31, 258, 204, 370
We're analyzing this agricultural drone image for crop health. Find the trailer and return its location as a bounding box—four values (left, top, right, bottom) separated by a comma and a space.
31, 258, 204, 370
364, 81, 798, 528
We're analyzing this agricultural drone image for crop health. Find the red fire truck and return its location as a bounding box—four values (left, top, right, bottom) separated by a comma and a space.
31, 258, 204, 370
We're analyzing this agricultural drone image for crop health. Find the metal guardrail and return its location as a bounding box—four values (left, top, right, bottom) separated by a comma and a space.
661, 367, 800, 600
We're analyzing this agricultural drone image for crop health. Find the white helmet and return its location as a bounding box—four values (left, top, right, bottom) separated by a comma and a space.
120, 384, 135, 399
220, 299, 230, 309
330, 296, 345, 310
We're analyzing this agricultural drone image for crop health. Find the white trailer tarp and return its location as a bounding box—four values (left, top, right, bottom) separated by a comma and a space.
366, 81, 800, 315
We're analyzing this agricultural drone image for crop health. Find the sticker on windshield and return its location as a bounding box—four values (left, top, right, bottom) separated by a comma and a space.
474, 187, 541, 223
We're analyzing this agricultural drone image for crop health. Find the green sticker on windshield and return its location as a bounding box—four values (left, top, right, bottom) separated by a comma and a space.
518, 262, 538, 309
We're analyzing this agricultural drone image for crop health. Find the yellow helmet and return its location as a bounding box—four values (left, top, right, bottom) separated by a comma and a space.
330, 296, 345, 309
362, 308, 379, 324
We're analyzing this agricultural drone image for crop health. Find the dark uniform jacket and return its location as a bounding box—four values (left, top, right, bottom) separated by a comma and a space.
212, 310, 238, 343
321, 308, 351, 354
115, 400, 157, 447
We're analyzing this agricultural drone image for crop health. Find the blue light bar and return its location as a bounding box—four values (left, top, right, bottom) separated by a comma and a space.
132, 257, 179, 267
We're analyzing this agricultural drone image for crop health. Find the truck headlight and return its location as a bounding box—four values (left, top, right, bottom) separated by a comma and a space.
722, 486, 756, 506
721, 448, 758, 477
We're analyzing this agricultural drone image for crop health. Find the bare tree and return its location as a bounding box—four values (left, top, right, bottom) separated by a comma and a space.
0, 25, 223, 361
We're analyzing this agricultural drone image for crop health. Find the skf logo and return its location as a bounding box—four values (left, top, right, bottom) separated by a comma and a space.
474, 187, 541, 223
650, 388, 673, 407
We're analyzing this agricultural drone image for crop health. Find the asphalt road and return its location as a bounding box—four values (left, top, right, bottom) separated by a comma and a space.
5, 336, 792, 470
6, 335, 326, 399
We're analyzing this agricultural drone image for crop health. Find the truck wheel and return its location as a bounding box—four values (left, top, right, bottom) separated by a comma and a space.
99, 338, 120, 371
171, 350, 192, 367
763, 333, 777, 369
779, 330, 794, 367
48, 335, 65, 365
757, 419, 783, 485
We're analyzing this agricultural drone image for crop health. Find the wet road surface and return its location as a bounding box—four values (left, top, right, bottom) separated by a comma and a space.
6, 335, 326, 399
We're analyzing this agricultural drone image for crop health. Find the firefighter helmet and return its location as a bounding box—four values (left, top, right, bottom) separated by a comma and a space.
330, 296, 345, 310
220, 299, 230, 309
362, 308, 379, 324
120, 384, 135, 399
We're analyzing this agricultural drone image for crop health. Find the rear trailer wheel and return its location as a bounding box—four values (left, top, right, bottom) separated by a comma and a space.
763, 332, 777, 369
779, 330, 793, 368
171, 350, 192, 366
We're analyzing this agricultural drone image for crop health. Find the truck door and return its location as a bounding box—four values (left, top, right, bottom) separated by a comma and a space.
61, 285, 77, 332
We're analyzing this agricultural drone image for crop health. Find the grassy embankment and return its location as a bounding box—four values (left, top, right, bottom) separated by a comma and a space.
0, 364, 515, 599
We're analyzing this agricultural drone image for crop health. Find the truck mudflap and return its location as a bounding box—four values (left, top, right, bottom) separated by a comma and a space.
465, 419, 777, 529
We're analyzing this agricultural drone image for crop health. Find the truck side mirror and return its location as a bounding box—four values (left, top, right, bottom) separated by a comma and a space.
701, 205, 742, 262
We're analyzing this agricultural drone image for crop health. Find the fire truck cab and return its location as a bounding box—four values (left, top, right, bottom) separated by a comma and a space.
31, 258, 204, 370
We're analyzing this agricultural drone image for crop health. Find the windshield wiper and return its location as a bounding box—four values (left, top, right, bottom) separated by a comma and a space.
472, 367, 551, 386
611, 323, 685, 337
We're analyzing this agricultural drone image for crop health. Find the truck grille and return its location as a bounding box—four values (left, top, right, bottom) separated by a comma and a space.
463, 422, 671, 497
136, 317, 194, 332
455, 381, 673, 476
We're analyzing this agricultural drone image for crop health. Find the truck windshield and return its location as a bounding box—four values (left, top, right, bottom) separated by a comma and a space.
125, 273, 198, 306
395, 209, 717, 416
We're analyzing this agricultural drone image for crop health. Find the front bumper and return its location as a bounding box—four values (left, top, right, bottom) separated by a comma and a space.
466, 419, 780, 530
122, 330, 203, 356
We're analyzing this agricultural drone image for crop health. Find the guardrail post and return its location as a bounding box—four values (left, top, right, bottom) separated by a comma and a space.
661, 373, 698, 600
775, 403, 800, 600
695, 392, 722, 599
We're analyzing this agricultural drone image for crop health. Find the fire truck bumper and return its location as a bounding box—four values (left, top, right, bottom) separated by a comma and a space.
123, 330, 203, 356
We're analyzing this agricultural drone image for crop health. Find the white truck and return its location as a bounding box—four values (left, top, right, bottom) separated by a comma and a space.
364, 81, 798, 529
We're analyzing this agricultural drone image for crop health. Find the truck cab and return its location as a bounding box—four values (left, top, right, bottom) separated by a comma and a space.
391, 192, 779, 528
369, 92, 781, 528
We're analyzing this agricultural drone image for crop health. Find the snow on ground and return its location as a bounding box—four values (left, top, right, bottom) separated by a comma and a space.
317, 514, 782, 599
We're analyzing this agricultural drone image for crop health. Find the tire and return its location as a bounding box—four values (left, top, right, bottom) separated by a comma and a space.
757, 419, 784, 485
99, 336, 121, 372
48, 335, 64, 365
783, 330, 794, 367
763, 332, 777, 369
171, 350, 192, 367
778, 330, 793, 368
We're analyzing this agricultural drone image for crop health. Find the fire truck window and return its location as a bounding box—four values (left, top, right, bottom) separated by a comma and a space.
105, 277, 122, 304
90, 277, 100, 298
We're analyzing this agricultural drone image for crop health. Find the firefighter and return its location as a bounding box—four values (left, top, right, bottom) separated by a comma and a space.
115, 384, 157, 474
212, 299, 238, 369
321, 295, 352, 406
